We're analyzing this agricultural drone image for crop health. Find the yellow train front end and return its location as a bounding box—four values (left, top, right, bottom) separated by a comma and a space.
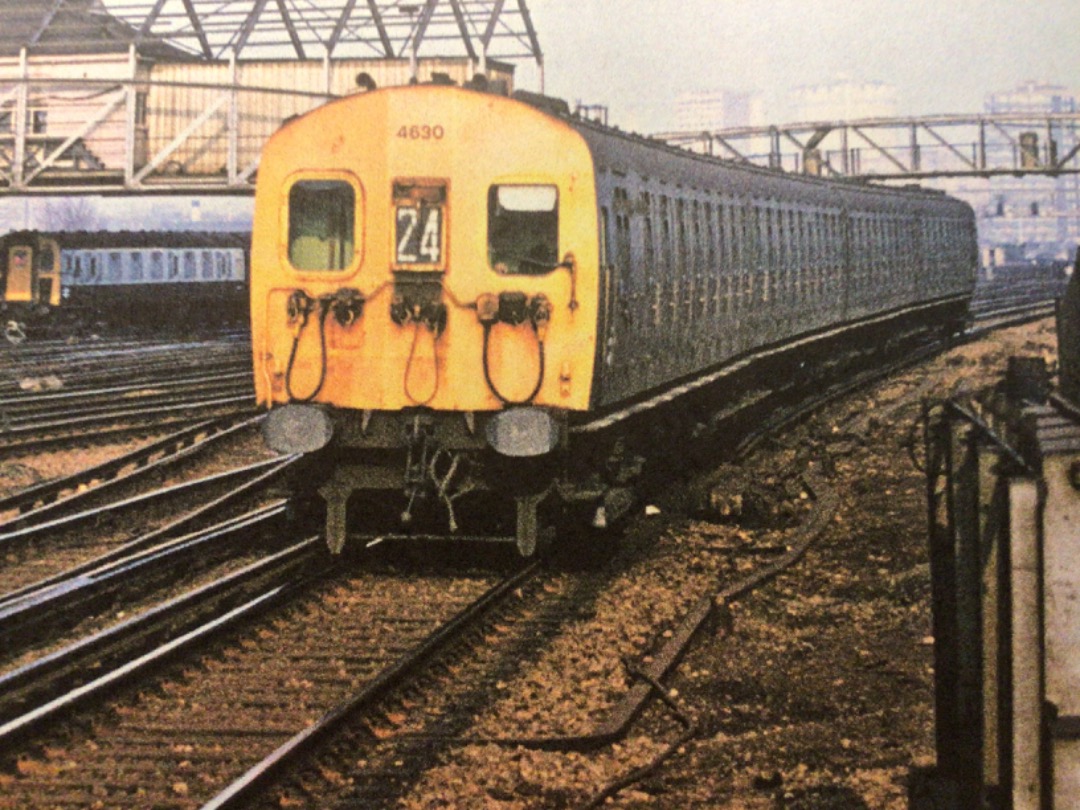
1, 231, 62, 344
251, 85, 599, 554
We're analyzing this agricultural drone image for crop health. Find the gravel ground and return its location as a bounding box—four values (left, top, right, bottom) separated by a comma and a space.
400, 317, 1057, 809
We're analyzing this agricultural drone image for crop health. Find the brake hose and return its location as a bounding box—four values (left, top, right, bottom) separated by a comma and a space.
482, 322, 545, 405
285, 296, 331, 403
404, 319, 442, 405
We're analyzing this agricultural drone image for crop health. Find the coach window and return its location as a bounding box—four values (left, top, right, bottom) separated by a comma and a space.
659, 196, 672, 277
108, 252, 123, 282
288, 179, 356, 271
599, 207, 610, 270
37, 243, 55, 273
150, 251, 164, 280
202, 252, 214, 280
183, 251, 197, 280
130, 253, 143, 281
676, 200, 688, 278
488, 184, 558, 275
642, 195, 655, 276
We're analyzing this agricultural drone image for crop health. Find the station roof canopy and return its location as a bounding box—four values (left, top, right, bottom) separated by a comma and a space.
0, 0, 191, 58
0, 0, 544, 63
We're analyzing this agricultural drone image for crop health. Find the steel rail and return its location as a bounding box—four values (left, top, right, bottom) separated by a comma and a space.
1, 374, 252, 417
0, 384, 254, 433
966, 301, 1058, 339
0, 536, 324, 747
0, 413, 262, 525
0, 356, 247, 390
0, 501, 290, 651
0, 454, 298, 567
0, 392, 256, 451
199, 561, 542, 810
0, 369, 251, 411
0, 340, 251, 390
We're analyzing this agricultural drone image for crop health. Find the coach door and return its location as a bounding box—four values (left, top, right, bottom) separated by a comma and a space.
4, 242, 34, 304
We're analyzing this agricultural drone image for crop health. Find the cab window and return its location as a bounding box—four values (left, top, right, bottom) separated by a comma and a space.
35, 244, 55, 272
488, 185, 558, 275
288, 180, 355, 271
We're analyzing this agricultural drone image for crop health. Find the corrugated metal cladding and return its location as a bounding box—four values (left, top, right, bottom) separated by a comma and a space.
148, 58, 515, 175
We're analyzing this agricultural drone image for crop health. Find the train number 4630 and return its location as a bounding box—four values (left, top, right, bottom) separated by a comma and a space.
396, 125, 445, 140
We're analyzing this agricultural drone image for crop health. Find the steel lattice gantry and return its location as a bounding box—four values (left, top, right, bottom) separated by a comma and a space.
656, 113, 1080, 181
101, 0, 543, 64
0, 0, 545, 193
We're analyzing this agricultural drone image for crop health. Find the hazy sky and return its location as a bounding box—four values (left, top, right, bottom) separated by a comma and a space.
515, 0, 1080, 131
5, 0, 1077, 230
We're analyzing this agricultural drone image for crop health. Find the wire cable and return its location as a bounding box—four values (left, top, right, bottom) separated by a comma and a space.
404, 320, 441, 405
482, 323, 545, 405
285, 299, 330, 403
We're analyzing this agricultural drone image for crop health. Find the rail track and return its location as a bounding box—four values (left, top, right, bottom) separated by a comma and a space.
198, 477, 838, 810
0, 559, 514, 809
0, 414, 261, 525
0, 419, 296, 604
0, 498, 295, 657
0, 378, 255, 452
0, 333, 249, 391
0, 333, 254, 451
0, 532, 320, 749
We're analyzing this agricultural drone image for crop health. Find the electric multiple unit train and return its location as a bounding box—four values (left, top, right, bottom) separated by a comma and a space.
250, 83, 978, 555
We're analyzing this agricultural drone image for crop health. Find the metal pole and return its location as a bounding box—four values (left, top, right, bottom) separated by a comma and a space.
125, 43, 137, 188
978, 120, 987, 172
228, 51, 239, 185
13, 48, 27, 189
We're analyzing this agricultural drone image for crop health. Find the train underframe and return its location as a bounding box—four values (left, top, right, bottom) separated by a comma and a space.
274, 295, 970, 557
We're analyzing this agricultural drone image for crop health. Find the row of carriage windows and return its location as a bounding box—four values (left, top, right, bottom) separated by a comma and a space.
286, 178, 561, 276
602, 188, 968, 298
63, 250, 238, 283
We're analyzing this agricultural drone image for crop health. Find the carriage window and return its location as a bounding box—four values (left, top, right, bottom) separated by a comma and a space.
488, 184, 558, 275
107, 252, 123, 282
130, 253, 143, 281
288, 180, 355, 271
35, 245, 55, 271
150, 251, 164, 280
183, 251, 197, 280
202, 252, 214, 279
642, 194, 655, 281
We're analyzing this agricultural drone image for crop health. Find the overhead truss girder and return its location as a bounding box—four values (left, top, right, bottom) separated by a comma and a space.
656, 113, 1080, 180
97, 0, 543, 63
